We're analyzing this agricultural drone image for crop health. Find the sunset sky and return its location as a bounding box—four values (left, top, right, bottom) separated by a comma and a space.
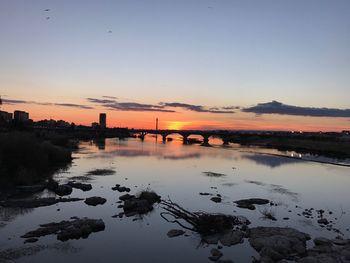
0, 0, 349, 131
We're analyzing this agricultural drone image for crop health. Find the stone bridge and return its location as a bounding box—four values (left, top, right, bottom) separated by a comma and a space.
132, 129, 232, 145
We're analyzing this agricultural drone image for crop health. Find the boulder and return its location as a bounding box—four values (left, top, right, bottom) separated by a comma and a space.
119, 194, 135, 201
248, 227, 311, 262
21, 218, 105, 241
211, 197, 222, 203
55, 185, 72, 196
67, 182, 92, 192
234, 198, 269, 210
209, 248, 223, 261
84, 197, 107, 206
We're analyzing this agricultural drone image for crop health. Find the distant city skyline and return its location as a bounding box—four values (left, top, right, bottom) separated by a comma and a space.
1, 0, 349, 131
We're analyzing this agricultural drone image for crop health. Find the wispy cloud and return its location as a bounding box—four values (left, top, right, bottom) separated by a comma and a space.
2, 99, 94, 110
160, 102, 236, 114
88, 97, 236, 114
243, 101, 350, 117
102, 95, 118, 99
104, 102, 175, 112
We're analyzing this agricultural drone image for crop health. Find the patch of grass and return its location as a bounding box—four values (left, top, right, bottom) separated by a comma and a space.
86, 169, 116, 176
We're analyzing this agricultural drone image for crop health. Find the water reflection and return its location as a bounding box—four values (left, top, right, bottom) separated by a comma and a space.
241, 154, 303, 168
1, 137, 350, 263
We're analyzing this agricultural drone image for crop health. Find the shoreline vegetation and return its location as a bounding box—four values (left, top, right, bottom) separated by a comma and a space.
0, 132, 74, 187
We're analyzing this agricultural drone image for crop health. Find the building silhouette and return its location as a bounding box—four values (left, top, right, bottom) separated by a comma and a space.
14, 110, 29, 123
99, 113, 106, 128
0, 111, 12, 123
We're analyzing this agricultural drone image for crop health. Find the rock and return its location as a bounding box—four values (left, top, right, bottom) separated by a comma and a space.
138, 191, 161, 204
46, 180, 59, 191
67, 182, 92, 191
112, 185, 131, 192
209, 248, 223, 261
55, 185, 72, 196
167, 229, 185, 238
332, 238, 348, 246
122, 191, 161, 216
317, 218, 329, 225
84, 197, 106, 206
234, 198, 269, 210
211, 197, 222, 203
219, 230, 244, 246
123, 198, 153, 216
0, 197, 83, 208
248, 227, 311, 262
314, 237, 332, 246
21, 218, 105, 241
200, 192, 212, 196
119, 194, 135, 201
24, 238, 38, 244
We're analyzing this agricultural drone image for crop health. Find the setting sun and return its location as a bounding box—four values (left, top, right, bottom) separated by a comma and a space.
165, 121, 190, 130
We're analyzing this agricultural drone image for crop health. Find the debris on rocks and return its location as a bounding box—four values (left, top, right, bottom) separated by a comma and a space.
122, 191, 161, 217
161, 199, 250, 237
234, 198, 269, 210
84, 197, 107, 206
21, 218, 105, 241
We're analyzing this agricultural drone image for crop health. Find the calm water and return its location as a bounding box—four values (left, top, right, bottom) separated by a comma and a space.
1, 137, 350, 263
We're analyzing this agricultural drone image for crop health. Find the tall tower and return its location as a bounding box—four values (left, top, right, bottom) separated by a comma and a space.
99, 113, 106, 128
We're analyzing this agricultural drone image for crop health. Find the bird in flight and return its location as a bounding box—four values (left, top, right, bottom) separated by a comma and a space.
108, 30, 112, 33
44, 9, 50, 11
46, 17, 50, 20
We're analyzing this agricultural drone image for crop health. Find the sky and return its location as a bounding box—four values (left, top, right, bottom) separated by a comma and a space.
0, 0, 349, 131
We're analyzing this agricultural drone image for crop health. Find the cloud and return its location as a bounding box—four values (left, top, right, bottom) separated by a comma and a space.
54, 103, 94, 109
87, 98, 116, 104
160, 102, 235, 114
2, 99, 94, 110
104, 102, 175, 112
88, 97, 236, 114
102, 95, 118, 99
2, 99, 28, 104
243, 101, 350, 117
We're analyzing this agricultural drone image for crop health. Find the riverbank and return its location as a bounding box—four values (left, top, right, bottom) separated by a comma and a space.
229, 134, 350, 159
0, 132, 74, 188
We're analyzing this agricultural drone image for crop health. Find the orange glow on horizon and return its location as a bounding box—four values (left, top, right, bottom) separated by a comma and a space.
165, 121, 191, 130
1, 104, 349, 132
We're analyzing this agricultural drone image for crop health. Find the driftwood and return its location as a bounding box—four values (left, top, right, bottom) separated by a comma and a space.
160, 199, 248, 235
